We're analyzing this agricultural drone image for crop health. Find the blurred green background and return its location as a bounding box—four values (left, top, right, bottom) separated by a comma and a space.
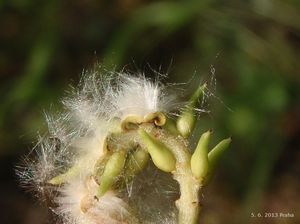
0, 0, 299, 224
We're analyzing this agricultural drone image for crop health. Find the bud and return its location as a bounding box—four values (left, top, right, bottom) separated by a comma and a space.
190, 130, 211, 181
97, 151, 126, 197
138, 129, 176, 172
176, 83, 206, 137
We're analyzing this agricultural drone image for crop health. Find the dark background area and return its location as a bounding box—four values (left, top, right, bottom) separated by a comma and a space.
0, 0, 300, 224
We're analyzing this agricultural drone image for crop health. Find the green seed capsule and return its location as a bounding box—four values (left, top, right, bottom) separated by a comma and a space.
97, 151, 126, 197
176, 111, 196, 137
163, 116, 179, 135
93, 153, 111, 178
138, 129, 176, 172
126, 149, 149, 175
176, 83, 206, 137
48, 165, 79, 185
114, 148, 149, 189
205, 137, 232, 184
190, 130, 211, 181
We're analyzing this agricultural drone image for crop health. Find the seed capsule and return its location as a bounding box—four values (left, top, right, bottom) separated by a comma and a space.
163, 116, 180, 135
190, 130, 211, 181
113, 148, 149, 189
97, 151, 126, 197
176, 111, 196, 138
126, 149, 149, 175
138, 129, 176, 172
205, 137, 232, 184
48, 165, 79, 185
176, 83, 206, 137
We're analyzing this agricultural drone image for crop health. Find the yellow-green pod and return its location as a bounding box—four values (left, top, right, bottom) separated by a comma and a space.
93, 153, 111, 177
97, 151, 126, 197
138, 129, 176, 172
163, 116, 180, 135
190, 130, 211, 180
176, 83, 206, 137
176, 111, 196, 138
48, 165, 79, 185
126, 149, 149, 175
205, 137, 232, 184
113, 149, 149, 189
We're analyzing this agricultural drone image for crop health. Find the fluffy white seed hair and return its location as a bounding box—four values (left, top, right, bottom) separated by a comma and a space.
56, 176, 130, 224
111, 75, 174, 119
18, 69, 181, 224
63, 71, 176, 126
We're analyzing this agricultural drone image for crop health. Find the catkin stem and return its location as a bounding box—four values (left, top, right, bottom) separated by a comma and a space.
175, 169, 201, 224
